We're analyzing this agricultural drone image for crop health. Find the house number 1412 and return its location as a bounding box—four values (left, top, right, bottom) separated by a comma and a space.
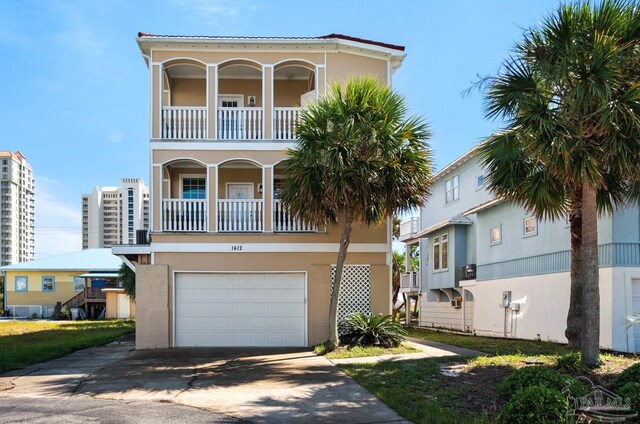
231, 245, 243, 251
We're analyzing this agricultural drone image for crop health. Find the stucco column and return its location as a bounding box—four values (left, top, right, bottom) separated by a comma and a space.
316, 65, 326, 98
207, 65, 217, 139
263, 166, 273, 232
208, 165, 217, 232
370, 264, 391, 315
151, 64, 162, 139
152, 165, 162, 232
136, 264, 169, 349
263, 65, 273, 140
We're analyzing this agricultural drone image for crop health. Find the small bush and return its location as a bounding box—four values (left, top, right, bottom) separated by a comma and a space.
30, 313, 39, 319
554, 351, 586, 374
616, 363, 640, 388
618, 382, 640, 416
60, 306, 70, 320
499, 366, 585, 400
499, 385, 571, 424
339, 313, 406, 348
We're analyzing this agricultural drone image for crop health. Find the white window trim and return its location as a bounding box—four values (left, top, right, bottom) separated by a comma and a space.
432, 232, 449, 272
490, 225, 502, 245
179, 174, 207, 199
476, 174, 485, 190
226, 182, 255, 200
218, 94, 244, 107
445, 175, 460, 205
523, 216, 538, 237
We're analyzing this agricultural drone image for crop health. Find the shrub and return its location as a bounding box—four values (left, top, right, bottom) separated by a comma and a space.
30, 313, 39, 320
338, 313, 406, 348
554, 351, 586, 374
618, 382, 640, 416
60, 306, 70, 320
499, 366, 585, 400
616, 363, 640, 389
499, 385, 571, 424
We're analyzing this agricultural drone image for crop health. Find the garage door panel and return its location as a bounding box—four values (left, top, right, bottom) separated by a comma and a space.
175, 273, 306, 347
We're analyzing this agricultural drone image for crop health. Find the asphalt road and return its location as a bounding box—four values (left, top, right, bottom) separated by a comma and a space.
0, 397, 241, 424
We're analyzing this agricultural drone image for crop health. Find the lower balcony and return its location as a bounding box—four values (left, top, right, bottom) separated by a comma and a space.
400, 271, 420, 293
161, 198, 317, 233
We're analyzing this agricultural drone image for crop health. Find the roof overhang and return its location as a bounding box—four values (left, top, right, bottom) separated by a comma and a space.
413, 214, 473, 238
136, 33, 406, 66
78, 272, 119, 279
463, 198, 504, 216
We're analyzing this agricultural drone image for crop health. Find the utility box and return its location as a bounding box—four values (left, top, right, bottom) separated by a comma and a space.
501, 291, 512, 308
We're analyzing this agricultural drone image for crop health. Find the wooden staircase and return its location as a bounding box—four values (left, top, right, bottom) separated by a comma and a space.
63, 287, 106, 319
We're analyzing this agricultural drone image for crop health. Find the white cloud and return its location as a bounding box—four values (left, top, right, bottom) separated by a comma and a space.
34, 176, 81, 259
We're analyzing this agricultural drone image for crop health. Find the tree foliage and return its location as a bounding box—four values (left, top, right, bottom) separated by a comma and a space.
281, 76, 433, 349
118, 263, 136, 301
480, 0, 640, 368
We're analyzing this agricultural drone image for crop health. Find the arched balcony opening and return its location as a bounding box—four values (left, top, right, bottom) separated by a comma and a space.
217, 160, 264, 232
162, 61, 207, 139
161, 159, 208, 232
273, 62, 316, 140
217, 61, 264, 140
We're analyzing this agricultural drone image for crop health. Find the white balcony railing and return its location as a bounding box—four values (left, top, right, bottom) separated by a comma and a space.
273, 199, 316, 232
399, 216, 420, 242
217, 107, 263, 140
162, 199, 207, 232
218, 199, 263, 232
274, 107, 301, 140
162, 107, 207, 139
400, 271, 420, 291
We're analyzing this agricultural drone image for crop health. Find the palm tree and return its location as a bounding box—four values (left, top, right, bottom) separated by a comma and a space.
118, 263, 136, 301
280, 76, 433, 350
480, 0, 640, 367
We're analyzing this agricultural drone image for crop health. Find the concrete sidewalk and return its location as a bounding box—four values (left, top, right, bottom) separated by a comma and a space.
328, 337, 485, 365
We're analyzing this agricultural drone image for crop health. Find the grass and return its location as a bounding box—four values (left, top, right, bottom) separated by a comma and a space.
0, 320, 135, 372
315, 343, 420, 359
337, 328, 640, 423
407, 327, 572, 356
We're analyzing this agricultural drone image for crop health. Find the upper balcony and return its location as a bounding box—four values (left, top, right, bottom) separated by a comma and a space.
157, 59, 316, 142
399, 216, 420, 242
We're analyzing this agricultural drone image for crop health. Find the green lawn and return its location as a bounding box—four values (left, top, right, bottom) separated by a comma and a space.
0, 320, 135, 372
316, 343, 420, 359
339, 328, 640, 424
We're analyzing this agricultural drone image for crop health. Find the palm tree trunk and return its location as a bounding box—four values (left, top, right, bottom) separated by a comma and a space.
327, 209, 354, 350
565, 187, 583, 349
580, 178, 601, 368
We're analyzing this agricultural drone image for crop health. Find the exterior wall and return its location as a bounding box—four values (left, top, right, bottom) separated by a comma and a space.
5, 270, 86, 309
274, 80, 310, 107
218, 79, 263, 106
217, 167, 263, 199
0, 151, 35, 265
154, 251, 389, 347
325, 53, 387, 85
104, 291, 136, 319
136, 264, 169, 349
169, 78, 206, 106
468, 268, 620, 349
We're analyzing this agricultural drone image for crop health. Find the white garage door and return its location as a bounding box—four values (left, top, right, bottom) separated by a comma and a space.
175, 273, 306, 347
633, 280, 640, 353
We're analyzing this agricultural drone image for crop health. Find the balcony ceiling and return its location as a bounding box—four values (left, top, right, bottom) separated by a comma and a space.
166, 64, 205, 79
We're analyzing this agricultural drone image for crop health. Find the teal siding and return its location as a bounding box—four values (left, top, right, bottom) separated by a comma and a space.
477, 243, 640, 281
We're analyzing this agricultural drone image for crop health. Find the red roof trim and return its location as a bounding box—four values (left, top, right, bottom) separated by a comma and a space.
137, 32, 405, 52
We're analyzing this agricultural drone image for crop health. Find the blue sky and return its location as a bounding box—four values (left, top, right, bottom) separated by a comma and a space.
0, 0, 561, 258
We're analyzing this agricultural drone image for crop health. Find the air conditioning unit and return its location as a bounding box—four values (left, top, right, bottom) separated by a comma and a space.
451, 297, 462, 308
460, 264, 477, 280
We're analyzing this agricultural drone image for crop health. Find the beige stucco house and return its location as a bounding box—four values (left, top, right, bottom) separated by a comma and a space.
113, 33, 407, 349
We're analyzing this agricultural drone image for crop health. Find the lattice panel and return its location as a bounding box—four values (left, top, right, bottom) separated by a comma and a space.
330, 265, 371, 322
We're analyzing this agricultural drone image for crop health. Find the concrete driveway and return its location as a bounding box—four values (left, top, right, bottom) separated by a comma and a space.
1, 336, 408, 423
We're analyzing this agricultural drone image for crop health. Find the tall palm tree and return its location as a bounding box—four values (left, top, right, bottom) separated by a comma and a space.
280, 76, 433, 350
480, 0, 640, 367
